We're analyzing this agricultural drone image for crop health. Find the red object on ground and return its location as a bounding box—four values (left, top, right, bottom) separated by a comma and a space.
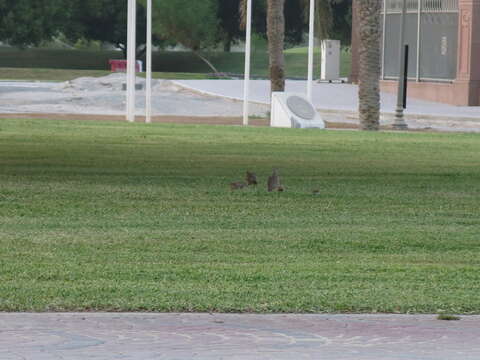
109, 60, 142, 73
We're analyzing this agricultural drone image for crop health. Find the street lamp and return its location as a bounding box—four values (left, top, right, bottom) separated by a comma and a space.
393, 0, 408, 130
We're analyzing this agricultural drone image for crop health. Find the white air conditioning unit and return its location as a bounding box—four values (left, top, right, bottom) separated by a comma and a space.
270, 92, 325, 129
321, 40, 341, 81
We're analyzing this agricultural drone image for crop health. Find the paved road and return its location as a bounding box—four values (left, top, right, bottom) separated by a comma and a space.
1, 313, 479, 360
174, 80, 480, 132
174, 79, 480, 119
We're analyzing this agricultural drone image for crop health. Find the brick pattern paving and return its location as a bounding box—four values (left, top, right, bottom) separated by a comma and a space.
0, 314, 479, 359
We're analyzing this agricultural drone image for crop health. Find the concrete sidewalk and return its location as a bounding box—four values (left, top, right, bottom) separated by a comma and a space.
1, 313, 479, 360
174, 80, 480, 132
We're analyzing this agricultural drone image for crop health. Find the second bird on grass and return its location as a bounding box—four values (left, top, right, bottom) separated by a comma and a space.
268, 169, 284, 192
246, 171, 258, 186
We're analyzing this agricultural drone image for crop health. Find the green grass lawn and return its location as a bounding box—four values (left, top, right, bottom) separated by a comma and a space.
0, 47, 351, 81
0, 118, 479, 313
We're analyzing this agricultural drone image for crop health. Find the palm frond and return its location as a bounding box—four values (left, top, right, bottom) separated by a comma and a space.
239, 0, 248, 30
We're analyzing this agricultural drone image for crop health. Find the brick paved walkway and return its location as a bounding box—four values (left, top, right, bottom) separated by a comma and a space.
1, 313, 479, 359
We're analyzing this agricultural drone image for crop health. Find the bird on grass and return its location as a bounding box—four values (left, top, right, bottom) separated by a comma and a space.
267, 169, 283, 192
246, 171, 258, 186
230, 181, 247, 190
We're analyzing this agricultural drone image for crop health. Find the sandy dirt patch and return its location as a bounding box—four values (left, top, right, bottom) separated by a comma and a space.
0, 74, 269, 118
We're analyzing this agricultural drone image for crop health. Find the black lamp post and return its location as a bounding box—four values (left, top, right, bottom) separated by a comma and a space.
393, 0, 409, 130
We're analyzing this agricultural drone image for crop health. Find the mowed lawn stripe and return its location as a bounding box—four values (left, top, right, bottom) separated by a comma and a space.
0, 118, 479, 313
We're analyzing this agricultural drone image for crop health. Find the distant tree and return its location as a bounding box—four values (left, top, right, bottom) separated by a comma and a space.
0, 0, 64, 46
218, 0, 242, 52
314, 0, 335, 40
239, 0, 305, 46
246, 0, 350, 46
298, 0, 350, 43
150, 0, 220, 73
239, 0, 267, 36
64, 0, 149, 58
284, 1, 306, 45
331, 0, 352, 45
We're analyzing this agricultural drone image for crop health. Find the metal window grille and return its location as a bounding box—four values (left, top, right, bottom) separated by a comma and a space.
423, 0, 458, 12
383, 0, 458, 13
383, 0, 419, 13
381, 0, 459, 81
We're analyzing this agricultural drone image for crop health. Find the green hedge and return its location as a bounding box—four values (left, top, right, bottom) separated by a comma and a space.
0, 47, 351, 78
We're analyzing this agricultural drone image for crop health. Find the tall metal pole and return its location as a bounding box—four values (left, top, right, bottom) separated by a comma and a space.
393, 0, 408, 130
307, 0, 315, 101
127, 0, 137, 123
145, 0, 152, 123
382, 0, 387, 79
416, 0, 421, 82
242, 0, 252, 126
126, 0, 132, 121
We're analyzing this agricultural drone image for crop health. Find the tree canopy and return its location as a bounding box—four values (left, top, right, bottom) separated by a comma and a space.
151, 0, 218, 52
0, 0, 352, 53
63, 0, 149, 57
149, 0, 219, 71
0, 0, 64, 46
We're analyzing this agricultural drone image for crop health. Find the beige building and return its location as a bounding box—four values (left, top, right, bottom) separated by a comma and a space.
351, 0, 480, 106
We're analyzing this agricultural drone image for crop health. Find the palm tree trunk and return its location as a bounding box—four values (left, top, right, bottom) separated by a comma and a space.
267, 0, 286, 93
357, 0, 381, 131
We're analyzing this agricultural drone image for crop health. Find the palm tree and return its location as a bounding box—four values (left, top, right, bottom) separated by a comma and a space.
356, 0, 381, 131
266, 0, 286, 92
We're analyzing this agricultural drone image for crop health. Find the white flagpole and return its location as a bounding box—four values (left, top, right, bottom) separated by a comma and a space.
126, 0, 132, 121
307, 0, 315, 101
146, 0, 152, 123
127, 0, 137, 123
242, 0, 252, 126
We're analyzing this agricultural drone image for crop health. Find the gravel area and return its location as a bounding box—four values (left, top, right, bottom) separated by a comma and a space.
0, 74, 268, 118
